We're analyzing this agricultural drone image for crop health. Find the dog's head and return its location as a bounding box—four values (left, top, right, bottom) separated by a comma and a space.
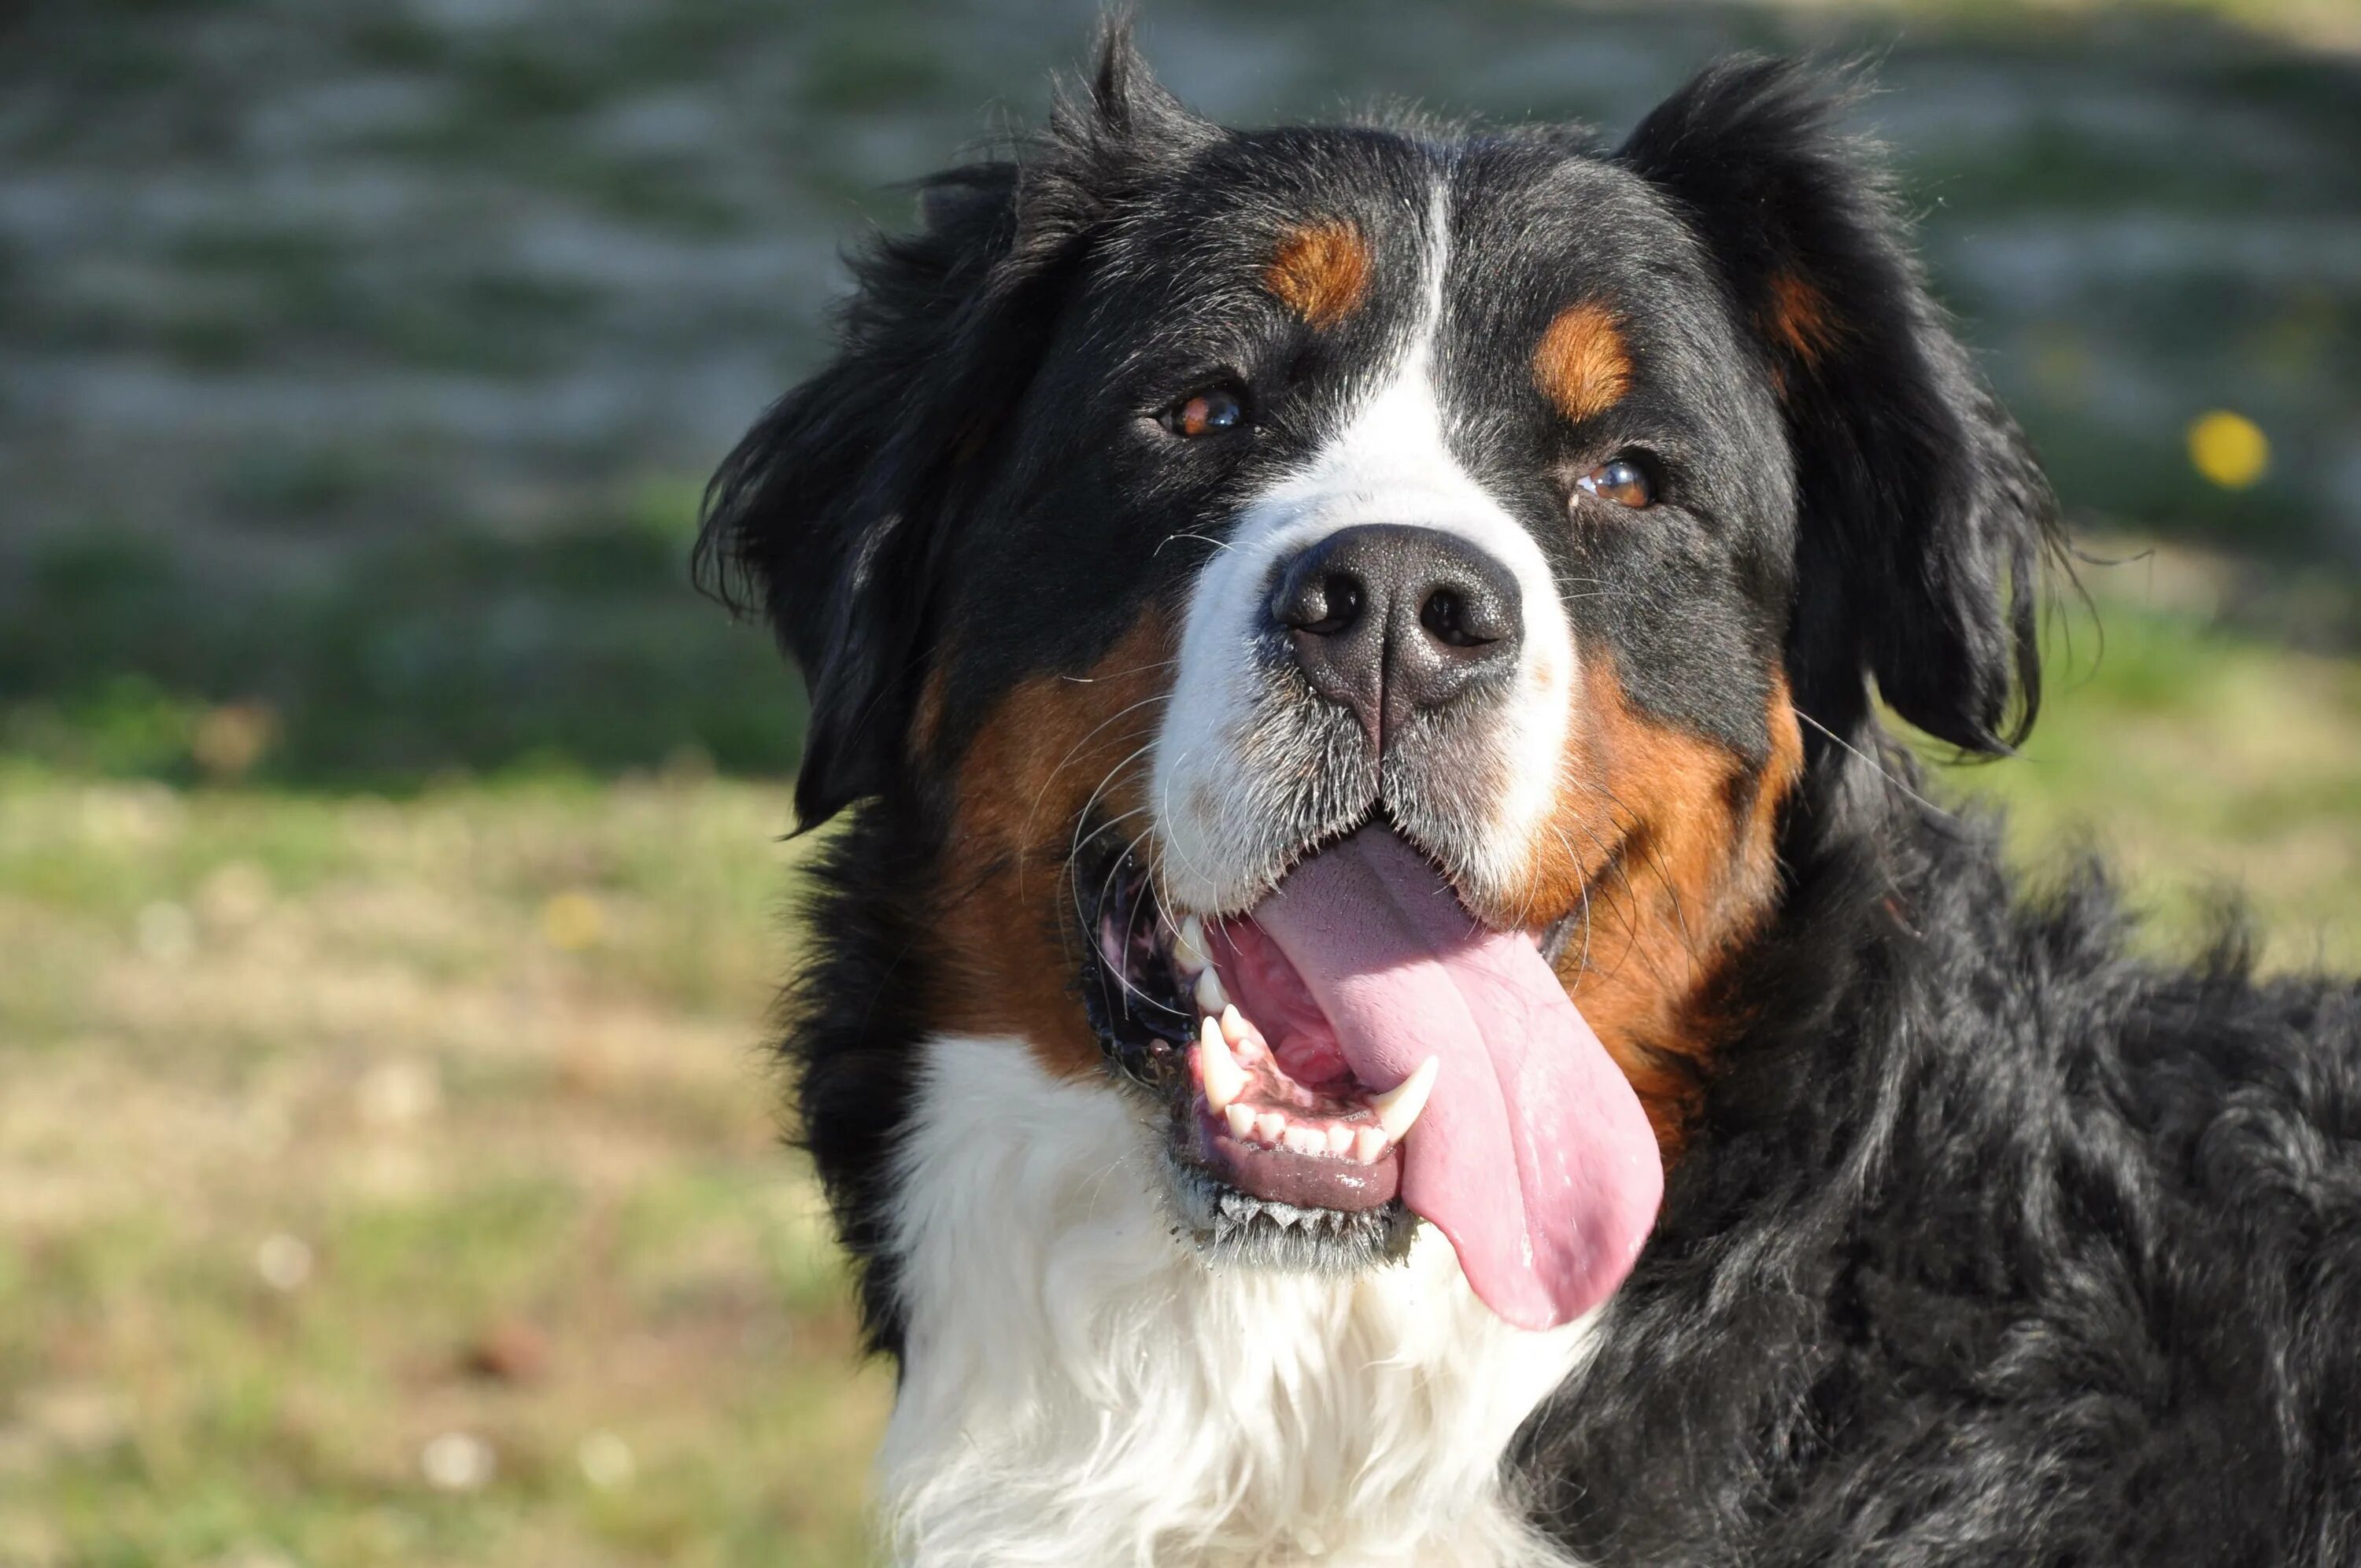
700, 37, 2051, 1330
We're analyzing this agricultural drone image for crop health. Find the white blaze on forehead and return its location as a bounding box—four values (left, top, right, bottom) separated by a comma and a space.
1151, 181, 1576, 917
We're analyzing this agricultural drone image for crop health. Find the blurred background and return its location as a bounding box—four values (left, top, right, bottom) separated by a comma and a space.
1, 0, 2355, 1562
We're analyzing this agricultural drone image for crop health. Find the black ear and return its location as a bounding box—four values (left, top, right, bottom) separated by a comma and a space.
694, 24, 1214, 825
1619, 58, 2058, 754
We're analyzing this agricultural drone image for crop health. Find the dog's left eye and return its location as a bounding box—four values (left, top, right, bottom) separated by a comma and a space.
1575, 456, 1655, 510
1162, 384, 1247, 439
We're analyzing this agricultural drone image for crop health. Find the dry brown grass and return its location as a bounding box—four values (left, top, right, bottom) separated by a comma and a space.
0, 774, 890, 1567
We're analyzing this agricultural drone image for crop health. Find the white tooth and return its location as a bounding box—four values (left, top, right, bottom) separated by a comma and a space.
1172, 915, 1210, 977
1198, 1016, 1248, 1112
1371, 1057, 1439, 1143
1325, 1123, 1356, 1157
1224, 1102, 1256, 1140
1351, 1126, 1388, 1164
1253, 1112, 1287, 1146
1194, 966, 1229, 1016
1220, 1005, 1251, 1048
1283, 1123, 1327, 1157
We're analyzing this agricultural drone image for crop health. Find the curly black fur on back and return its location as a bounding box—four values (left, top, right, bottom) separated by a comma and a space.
1520, 755, 2361, 1565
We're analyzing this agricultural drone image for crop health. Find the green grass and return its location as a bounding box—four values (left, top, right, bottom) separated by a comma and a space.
0, 774, 889, 1567
1931, 581, 2361, 972
0, 485, 804, 791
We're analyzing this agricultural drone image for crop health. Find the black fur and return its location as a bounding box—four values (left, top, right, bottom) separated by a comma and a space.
695, 44, 1217, 825
1618, 60, 2055, 757
1519, 769, 2361, 1565
763, 808, 936, 1353
693, 44, 1221, 1347
700, 32, 2361, 1559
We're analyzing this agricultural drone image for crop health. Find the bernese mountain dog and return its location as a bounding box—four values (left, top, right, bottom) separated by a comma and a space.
694, 30, 2361, 1567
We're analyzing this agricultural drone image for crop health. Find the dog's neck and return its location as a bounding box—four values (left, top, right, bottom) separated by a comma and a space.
875, 1035, 1594, 1568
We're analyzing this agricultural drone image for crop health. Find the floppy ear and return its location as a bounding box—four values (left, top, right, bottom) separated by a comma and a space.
1619, 58, 2058, 754
694, 27, 1214, 825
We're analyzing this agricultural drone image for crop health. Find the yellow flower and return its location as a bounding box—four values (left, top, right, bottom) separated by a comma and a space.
2186, 410, 2269, 490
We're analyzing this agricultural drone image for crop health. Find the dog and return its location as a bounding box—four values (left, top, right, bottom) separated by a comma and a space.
696, 31, 2361, 1567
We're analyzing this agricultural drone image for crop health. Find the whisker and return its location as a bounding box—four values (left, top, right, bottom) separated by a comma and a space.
1154, 530, 1236, 558
1008, 724, 1163, 914
1059, 656, 1183, 685
1084, 823, 1170, 1014
1561, 779, 1678, 980
1060, 740, 1165, 934
1149, 747, 1226, 918
1557, 810, 1648, 984
1542, 821, 1600, 996
1065, 806, 1158, 951
1022, 695, 1172, 848
1795, 708, 1955, 821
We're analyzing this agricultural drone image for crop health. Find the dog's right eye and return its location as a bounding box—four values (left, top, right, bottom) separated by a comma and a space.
1161, 383, 1248, 439
1574, 454, 1657, 511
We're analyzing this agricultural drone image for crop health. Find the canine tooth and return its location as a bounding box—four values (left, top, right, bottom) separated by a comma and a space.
1194, 966, 1229, 1016
1325, 1123, 1356, 1157
1351, 1126, 1388, 1164
1283, 1123, 1327, 1157
1172, 915, 1210, 977
1253, 1112, 1287, 1146
1371, 1057, 1439, 1143
1198, 1016, 1248, 1112
1224, 1102, 1256, 1140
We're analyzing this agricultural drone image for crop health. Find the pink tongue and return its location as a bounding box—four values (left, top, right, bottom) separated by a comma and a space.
1243, 826, 1663, 1329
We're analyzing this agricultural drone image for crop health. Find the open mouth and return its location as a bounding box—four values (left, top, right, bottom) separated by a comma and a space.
1177, 917, 1431, 1198
1081, 821, 1666, 1330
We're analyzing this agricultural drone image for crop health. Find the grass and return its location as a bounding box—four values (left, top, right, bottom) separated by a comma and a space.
1933, 586, 2361, 972
0, 774, 890, 1567
0, 553, 2355, 1565
0, 485, 804, 790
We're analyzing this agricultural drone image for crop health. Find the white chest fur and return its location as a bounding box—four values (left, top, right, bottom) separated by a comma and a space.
875, 1035, 1594, 1568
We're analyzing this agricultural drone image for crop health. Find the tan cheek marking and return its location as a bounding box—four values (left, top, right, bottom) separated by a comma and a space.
927, 614, 1179, 1079
1507, 655, 1803, 1158
1265, 219, 1372, 330
1532, 301, 1632, 426
1762, 269, 1842, 370
910, 662, 951, 762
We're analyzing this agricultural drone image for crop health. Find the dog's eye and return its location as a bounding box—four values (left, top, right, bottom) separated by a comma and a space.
1575, 456, 1655, 510
1162, 384, 1247, 439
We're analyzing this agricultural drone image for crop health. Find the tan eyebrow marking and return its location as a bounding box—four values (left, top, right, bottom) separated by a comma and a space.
1532, 300, 1632, 425
1265, 219, 1372, 329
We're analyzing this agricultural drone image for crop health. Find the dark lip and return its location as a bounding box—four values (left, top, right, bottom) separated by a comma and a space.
1074, 837, 1195, 1093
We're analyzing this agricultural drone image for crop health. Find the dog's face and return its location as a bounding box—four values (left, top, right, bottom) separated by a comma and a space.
704, 47, 2049, 1332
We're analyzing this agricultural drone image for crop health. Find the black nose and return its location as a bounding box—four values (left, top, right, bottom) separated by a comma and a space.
1268, 523, 1524, 743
